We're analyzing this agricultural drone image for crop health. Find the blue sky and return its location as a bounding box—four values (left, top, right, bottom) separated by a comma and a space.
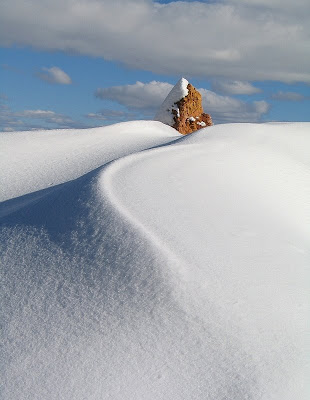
0, 0, 309, 131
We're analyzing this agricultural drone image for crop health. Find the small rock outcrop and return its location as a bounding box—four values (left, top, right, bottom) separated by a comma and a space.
155, 78, 213, 135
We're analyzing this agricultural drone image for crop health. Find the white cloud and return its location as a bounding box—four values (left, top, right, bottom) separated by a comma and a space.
211, 80, 261, 95
95, 80, 270, 123
271, 91, 305, 101
0, 103, 85, 131
200, 89, 269, 123
95, 81, 172, 109
22, 110, 58, 118
20, 109, 74, 124
36, 67, 72, 85
86, 113, 107, 121
0, 0, 309, 83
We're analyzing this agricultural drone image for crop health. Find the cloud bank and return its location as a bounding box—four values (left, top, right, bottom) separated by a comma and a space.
0, 0, 309, 83
96, 81, 270, 123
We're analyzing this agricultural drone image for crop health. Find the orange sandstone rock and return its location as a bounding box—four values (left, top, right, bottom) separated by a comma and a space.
155, 78, 213, 135
172, 84, 213, 135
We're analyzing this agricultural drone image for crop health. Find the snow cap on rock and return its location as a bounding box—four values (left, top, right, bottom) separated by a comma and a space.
155, 77, 213, 135
155, 77, 189, 126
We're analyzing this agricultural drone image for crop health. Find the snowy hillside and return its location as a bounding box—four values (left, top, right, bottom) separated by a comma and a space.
0, 121, 309, 400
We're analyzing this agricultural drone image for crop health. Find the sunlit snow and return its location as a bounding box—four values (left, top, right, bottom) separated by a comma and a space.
0, 121, 309, 400
154, 77, 188, 126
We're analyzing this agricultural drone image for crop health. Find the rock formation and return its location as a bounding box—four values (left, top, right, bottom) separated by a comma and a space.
155, 78, 213, 135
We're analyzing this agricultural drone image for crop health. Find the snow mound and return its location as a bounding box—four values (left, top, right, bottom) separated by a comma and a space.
154, 77, 189, 126
0, 120, 179, 202
0, 121, 309, 400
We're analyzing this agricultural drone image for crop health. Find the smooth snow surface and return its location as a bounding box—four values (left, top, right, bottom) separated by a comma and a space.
154, 77, 188, 126
0, 121, 178, 202
1, 121, 309, 400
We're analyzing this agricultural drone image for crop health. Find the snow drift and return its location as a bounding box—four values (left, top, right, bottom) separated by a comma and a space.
0, 121, 309, 400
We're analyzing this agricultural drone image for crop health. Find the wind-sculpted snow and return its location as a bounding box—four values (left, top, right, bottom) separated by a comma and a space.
0, 122, 309, 399
0, 120, 178, 202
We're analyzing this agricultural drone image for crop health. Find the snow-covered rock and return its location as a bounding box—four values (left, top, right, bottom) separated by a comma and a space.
154, 77, 189, 126
155, 77, 212, 134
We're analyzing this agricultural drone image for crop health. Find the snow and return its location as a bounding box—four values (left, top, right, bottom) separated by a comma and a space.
154, 77, 188, 126
0, 121, 179, 202
0, 121, 309, 400
197, 120, 206, 126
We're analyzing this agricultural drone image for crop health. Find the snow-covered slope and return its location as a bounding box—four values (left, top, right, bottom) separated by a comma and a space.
0, 121, 179, 202
0, 121, 309, 400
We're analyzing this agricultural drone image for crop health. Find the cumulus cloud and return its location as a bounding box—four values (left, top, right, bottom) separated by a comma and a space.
271, 91, 305, 101
95, 80, 270, 123
200, 89, 269, 123
36, 67, 72, 85
211, 80, 261, 95
0, 0, 309, 83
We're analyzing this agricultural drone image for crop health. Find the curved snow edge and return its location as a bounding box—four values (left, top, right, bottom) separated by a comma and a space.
99, 145, 189, 269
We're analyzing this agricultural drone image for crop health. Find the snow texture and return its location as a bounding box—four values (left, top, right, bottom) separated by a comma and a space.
0, 121, 309, 400
154, 77, 189, 126
0, 121, 178, 202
